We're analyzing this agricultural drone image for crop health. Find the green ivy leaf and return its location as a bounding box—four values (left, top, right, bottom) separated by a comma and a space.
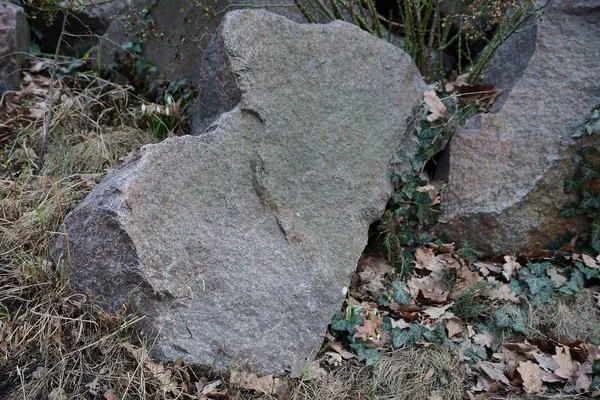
361, 348, 379, 366
392, 327, 409, 349
580, 191, 600, 210
511, 321, 528, 335
528, 262, 552, 277
423, 323, 449, 344
576, 262, 600, 279
580, 164, 599, 183
593, 358, 600, 374
591, 220, 600, 252
494, 309, 510, 328
463, 345, 488, 362
524, 274, 551, 295
530, 290, 552, 306
582, 146, 599, 157
572, 128, 584, 138
408, 323, 428, 345
559, 203, 579, 217
509, 280, 524, 296
563, 176, 580, 194
379, 293, 390, 307
559, 270, 584, 295
391, 280, 411, 305
585, 123, 596, 135
351, 341, 379, 366
331, 311, 349, 332
381, 317, 393, 331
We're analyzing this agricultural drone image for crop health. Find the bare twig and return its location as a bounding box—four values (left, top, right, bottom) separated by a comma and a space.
39, 14, 67, 170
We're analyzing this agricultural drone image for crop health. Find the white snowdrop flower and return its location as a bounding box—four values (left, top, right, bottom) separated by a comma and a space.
165, 106, 170, 116
141, 103, 146, 113
167, 95, 174, 105
342, 285, 348, 296
156, 106, 161, 114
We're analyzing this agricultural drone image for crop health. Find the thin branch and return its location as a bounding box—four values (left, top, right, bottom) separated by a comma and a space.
39, 14, 67, 170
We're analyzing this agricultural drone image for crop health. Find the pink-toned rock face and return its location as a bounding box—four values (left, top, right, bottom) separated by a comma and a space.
0, 2, 30, 92
436, 0, 600, 256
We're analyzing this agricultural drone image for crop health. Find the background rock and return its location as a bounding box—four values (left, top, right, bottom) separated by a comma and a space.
54, 10, 425, 373
436, 0, 600, 255
97, 0, 308, 81
0, 1, 30, 92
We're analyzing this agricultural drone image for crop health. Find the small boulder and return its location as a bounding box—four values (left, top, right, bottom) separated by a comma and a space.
436, 0, 600, 255
54, 10, 425, 373
0, 2, 30, 92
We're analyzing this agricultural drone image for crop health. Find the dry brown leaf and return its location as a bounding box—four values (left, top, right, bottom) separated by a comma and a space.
408, 274, 449, 304
473, 332, 493, 348
422, 303, 454, 319
230, 370, 279, 394
353, 313, 382, 341
502, 256, 520, 280
330, 342, 356, 360
423, 90, 447, 122
539, 370, 563, 383
416, 248, 436, 269
478, 361, 511, 385
445, 318, 463, 338
450, 262, 483, 299
553, 346, 575, 380
533, 353, 559, 371
574, 362, 593, 392
582, 253, 600, 269
547, 268, 567, 287
471, 374, 493, 393
484, 280, 519, 302
391, 318, 411, 330
517, 361, 543, 394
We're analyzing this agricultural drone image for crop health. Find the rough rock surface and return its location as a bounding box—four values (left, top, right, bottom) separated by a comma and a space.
0, 2, 30, 92
436, 0, 600, 255
97, 0, 308, 80
22, 0, 128, 56
54, 10, 425, 373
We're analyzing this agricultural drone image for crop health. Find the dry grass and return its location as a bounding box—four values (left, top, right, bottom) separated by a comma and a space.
288, 346, 467, 400
371, 346, 466, 400
531, 289, 600, 343
0, 68, 173, 399
292, 360, 374, 400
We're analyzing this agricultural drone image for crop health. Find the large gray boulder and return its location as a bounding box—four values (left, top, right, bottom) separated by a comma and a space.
54, 10, 425, 373
436, 0, 600, 255
0, 2, 30, 92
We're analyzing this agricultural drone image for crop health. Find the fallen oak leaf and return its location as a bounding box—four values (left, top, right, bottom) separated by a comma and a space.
553, 346, 575, 381
533, 353, 559, 371
422, 303, 454, 319
330, 342, 355, 360
517, 361, 543, 394
477, 361, 511, 385
423, 90, 447, 122
445, 317, 463, 338
229, 370, 280, 394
